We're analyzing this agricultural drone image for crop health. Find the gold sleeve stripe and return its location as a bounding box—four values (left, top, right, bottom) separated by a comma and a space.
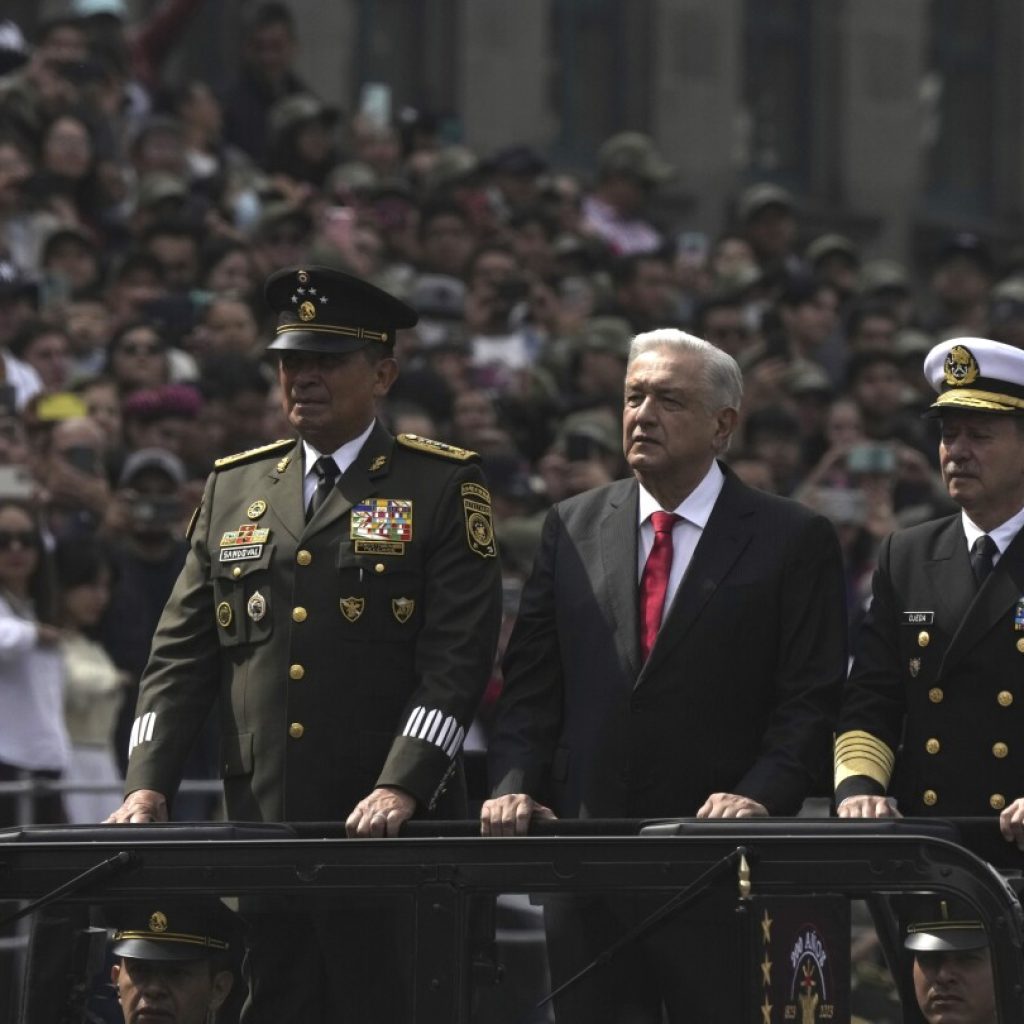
835, 730, 896, 788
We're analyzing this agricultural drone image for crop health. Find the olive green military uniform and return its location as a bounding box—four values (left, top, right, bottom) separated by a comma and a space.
123, 424, 502, 822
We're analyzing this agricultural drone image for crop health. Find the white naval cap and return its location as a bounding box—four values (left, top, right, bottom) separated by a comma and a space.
923, 336, 1024, 416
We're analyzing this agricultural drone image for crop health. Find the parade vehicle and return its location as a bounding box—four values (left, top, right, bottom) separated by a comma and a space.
0, 817, 1021, 1022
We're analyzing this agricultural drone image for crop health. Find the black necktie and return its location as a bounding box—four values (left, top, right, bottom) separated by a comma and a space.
306, 456, 340, 522
970, 534, 997, 588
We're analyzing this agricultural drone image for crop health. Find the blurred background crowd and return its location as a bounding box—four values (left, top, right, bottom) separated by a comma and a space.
0, 0, 1018, 827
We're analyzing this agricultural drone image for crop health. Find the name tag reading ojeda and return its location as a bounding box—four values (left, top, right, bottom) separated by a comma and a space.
901, 611, 935, 625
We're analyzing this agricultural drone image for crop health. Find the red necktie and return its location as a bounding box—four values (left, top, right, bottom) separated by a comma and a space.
639, 511, 679, 661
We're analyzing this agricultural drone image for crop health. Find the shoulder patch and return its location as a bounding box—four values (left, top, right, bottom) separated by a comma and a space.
214, 439, 294, 471
397, 433, 478, 462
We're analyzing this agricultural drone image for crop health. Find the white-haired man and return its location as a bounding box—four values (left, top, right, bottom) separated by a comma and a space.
482, 329, 847, 1022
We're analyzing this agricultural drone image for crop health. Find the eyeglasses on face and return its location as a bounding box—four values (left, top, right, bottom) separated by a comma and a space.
0, 530, 38, 551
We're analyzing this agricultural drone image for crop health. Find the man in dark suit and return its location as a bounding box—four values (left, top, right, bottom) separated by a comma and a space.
836, 337, 1024, 848
106, 265, 503, 1020
482, 329, 847, 1021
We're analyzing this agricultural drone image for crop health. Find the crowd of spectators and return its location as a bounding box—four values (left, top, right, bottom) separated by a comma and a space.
0, 0, 1019, 824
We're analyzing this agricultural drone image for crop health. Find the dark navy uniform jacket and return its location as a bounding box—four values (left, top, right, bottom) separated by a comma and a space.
836, 513, 1024, 816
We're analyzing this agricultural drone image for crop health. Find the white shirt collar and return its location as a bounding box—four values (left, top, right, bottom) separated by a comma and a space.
637, 460, 725, 528
961, 505, 1024, 556
303, 419, 376, 478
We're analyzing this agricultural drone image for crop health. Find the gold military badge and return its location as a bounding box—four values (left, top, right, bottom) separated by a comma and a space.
392, 596, 415, 623
149, 911, 168, 933
247, 499, 267, 520
340, 596, 365, 622
216, 601, 233, 628
298, 300, 317, 322
943, 344, 980, 387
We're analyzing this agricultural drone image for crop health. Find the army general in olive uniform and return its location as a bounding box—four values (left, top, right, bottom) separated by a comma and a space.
836, 337, 1024, 848
107, 266, 502, 1020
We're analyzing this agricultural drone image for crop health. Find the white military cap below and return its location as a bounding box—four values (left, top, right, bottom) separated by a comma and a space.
923, 336, 1024, 416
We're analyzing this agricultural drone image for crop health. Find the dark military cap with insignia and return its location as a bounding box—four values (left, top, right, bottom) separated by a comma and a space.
900, 894, 989, 953
108, 899, 241, 962
265, 265, 419, 354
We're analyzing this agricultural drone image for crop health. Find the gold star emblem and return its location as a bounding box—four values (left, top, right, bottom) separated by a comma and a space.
760, 994, 772, 1024
761, 908, 773, 943
760, 952, 772, 986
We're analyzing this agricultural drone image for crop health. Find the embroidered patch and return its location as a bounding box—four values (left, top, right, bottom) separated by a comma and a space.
219, 545, 264, 562
463, 498, 496, 558
340, 596, 364, 622
392, 596, 415, 623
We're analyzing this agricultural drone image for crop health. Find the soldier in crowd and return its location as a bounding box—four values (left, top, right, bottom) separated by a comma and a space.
108, 899, 241, 1024
836, 337, 1024, 844
106, 266, 503, 1021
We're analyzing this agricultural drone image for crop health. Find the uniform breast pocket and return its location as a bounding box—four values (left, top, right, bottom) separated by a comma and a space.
211, 549, 274, 647
337, 555, 422, 641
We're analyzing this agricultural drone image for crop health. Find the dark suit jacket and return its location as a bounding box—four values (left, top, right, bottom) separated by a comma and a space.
124, 424, 502, 822
488, 466, 847, 818
836, 513, 1024, 816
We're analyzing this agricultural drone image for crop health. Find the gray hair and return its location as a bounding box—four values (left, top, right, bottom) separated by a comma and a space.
627, 329, 744, 413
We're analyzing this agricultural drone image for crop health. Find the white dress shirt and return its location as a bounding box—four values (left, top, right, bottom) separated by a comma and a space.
961, 504, 1024, 567
301, 420, 376, 509
637, 461, 726, 626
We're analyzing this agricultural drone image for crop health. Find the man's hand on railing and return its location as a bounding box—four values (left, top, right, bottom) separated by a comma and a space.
836, 795, 901, 818
104, 789, 169, 824
695, 793, 768, 818
480, 793, 557, 836
999, 798, 1024, 850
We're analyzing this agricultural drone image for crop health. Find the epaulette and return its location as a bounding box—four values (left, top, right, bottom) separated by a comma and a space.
213, 439, 294, 471
396, 434, 478, 462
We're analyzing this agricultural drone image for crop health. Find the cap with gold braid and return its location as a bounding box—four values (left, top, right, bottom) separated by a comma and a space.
108, 899, 241, 962
900, 894, 988, 953
265, 265, 418, 355
923, 336, 1024, 416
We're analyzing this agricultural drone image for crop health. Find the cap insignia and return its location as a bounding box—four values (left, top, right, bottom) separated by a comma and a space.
298, 300, 317, 322
149, 911, 168, 933
943, 344, 980, 387
297, 269, 309, 285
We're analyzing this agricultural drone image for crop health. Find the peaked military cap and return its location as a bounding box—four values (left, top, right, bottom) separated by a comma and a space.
108, 899, 241, 962
265, 265, 418, 354
900, 894, 988, 953
923, 336, 1024, 416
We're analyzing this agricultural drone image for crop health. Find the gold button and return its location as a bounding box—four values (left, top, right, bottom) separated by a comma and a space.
993, 742, 1009, 759
296, 549, 312, 566
289, 664, 305, 680
1017, 638, 1024, 654
918, 631, 930, 648
925, 738, 940, 755
375, 563, 385, 574
990, 793, 1006, 811
922, 789, 937, 806
998, 690, 1014, 707
928, 687, 944, 704
232, 566, 242, 578
292, 607, 307, 623
288, 722, 304, 739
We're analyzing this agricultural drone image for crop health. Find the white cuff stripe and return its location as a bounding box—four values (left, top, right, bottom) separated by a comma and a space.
128, 712, 157, 756
401, 706, 464, 759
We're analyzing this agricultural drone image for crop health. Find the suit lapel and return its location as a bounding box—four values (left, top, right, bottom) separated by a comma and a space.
264, 440, 304, 542
940, 523, 1024, 675
599, 481, 641, 679
922, 517, 975, 642
637, 470, 755, 685
301, 422, 393, 540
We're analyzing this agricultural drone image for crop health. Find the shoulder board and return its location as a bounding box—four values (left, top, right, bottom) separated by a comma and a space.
396, 434, 478, 462
213, 439, 294, 471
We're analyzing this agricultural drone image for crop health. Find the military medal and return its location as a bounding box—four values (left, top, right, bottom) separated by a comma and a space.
216, 601, 233, 628
352, 499, 412, 555
1014, 597, 1024, 631
219, 524, 270, 562
392, 596, 415, 623
247, 590, 267, 623
247, 500, 267, 520
909, 657, 921, 678
340, 596, 364, 622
